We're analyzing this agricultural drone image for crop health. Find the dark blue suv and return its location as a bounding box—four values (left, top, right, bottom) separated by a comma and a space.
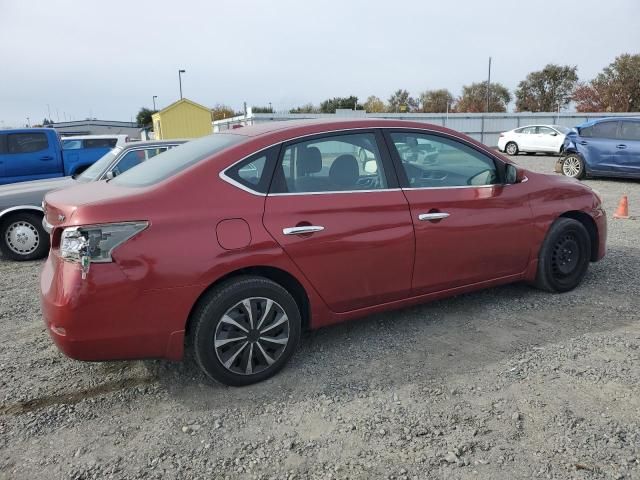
557, 117, 640, 179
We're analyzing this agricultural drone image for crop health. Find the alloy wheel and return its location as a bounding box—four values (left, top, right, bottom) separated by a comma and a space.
506, 143, 517, 155
214, 297, 290, 376
562, 157, 581, 177
5, 221, 40, 255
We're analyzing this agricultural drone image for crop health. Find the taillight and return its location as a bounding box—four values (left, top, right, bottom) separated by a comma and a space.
499, 133, 504, 137
60, 221, 148, 264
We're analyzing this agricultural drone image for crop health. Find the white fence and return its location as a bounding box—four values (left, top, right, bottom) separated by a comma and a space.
213, 111, 640, 147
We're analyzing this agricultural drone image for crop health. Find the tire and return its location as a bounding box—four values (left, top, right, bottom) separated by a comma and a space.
561, 154, 585, 179
0, 212, 50, 261
192, 276, 302, 386
534, 218, 591, 293
505, 142, 519, 156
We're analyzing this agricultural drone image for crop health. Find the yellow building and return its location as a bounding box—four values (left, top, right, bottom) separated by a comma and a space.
152, 98, 212, 139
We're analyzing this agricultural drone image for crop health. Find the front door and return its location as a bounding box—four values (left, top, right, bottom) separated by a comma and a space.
263, 131, 415, 313
614, 120, 640, 176
384, 130, 534, 295
5, 132, 59, 181
580, 120, 620, 174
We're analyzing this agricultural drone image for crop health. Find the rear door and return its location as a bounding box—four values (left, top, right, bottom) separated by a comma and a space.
384, 130, 534, 295
262, 130, 415, 313
614, 120, 640, 176
4, 132, 60, 182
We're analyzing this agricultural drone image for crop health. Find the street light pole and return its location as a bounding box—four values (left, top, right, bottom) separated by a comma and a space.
486, 56, 492, 113
152, 96, 158, 110
178, 69, 186, 99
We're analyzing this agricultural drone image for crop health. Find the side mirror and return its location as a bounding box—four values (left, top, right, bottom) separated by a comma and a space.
505, 163, 522, 184
105, 171, 115, 180
550, 131, 558, 136
363, 160, 378, 174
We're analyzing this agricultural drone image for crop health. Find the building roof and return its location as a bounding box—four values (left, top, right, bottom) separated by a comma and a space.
153, 98, 211, 116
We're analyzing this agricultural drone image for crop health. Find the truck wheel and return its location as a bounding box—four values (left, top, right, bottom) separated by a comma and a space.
0, 212, 50, 261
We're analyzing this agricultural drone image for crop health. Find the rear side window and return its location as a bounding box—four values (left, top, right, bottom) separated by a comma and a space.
7, 133, 49, 153
62, 139, 82, 150
592, 121, 618, 139
619, 121, 640, 141
225, 148, 278, 193
84, 138, 118, 148
112, 134, 245, 187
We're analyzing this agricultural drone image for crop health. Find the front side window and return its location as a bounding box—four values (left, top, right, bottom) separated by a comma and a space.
7, 133, 49, 153
592, 121, 618, 139
270, 133, 387, 194
389, 132, 498, 188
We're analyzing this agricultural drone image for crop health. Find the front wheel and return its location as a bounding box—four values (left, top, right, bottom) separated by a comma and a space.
534, 218, 591, 293
505, 142, 519, 156
561, 154, 585, 179
192, 276, 302, 386
0, 212, 50, 261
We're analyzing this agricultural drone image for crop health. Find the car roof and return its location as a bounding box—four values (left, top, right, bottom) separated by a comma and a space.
577, 116, 640, 128
60, 134, 128, 140
215, 118, 463, 139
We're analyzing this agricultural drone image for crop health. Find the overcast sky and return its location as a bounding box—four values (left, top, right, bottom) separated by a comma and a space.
1, 0, 638, 127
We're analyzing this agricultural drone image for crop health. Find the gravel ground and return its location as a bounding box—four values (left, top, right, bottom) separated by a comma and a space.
1, 155, 639, 480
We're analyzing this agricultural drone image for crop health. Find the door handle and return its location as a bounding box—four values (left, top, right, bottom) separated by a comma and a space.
40, 156, 53, 161
616, 144, 627, 149
282, 225, 324, 235
579, 141, 588, 145
418, 212, 450, 221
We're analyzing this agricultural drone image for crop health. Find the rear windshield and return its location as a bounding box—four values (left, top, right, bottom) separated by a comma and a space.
111, 134, 245, 187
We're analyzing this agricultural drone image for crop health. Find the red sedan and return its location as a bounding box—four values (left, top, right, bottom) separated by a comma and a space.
41, 120, 606, 386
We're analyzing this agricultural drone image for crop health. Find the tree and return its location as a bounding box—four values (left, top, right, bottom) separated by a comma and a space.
574, 53, 640, 112
289, 103, 320, 114
252, 106, 274, 113
42, 118, 54, 125
136, 107, 157, 126
456, 82, 512, 112
363, 95, 386, 113
319, 96, 361, 113
211, 104, 237, 121
387, 89, 418, 112
419, 89, 454, 113
515, 64, 578, 112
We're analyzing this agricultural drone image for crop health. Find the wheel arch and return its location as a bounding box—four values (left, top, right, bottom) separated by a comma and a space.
559, 210, 599, 261
0, 205, 44, 222
184, 265, 311, 338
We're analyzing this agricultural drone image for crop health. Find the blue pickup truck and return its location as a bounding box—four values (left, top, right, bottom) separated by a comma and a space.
0, 128, 124, 185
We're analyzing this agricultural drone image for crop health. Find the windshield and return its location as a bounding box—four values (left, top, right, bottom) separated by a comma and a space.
76, 147, 122, 182
112, 134, 245, 187
552, 125, 570, 134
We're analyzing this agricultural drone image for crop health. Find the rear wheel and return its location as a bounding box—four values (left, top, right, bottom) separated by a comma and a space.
505, 142, 519, 156
192, 276, 302, 386
0, 212, 49, 261
534, 218, 591, 293
561, 154, 585, 179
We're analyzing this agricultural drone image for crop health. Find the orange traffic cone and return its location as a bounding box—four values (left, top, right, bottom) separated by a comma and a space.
613, 195, 631, 219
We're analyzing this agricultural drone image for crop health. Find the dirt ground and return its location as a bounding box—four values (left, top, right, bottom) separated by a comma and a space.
1, 155, 639, 480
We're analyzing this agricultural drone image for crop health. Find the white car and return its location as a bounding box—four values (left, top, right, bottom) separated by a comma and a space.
498, 125, 570, 156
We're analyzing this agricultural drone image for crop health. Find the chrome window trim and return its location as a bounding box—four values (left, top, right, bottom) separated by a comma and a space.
402, 184, 501, 191
219, 126, 507, 196
96, 144, 183, 181
0, 204, 44, 218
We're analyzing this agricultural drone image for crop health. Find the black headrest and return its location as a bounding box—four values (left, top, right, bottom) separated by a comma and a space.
297, 146, 322, 175
329, 154, 359, 188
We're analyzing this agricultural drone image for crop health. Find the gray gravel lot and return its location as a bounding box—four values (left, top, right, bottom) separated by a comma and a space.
1, 155, 639, 480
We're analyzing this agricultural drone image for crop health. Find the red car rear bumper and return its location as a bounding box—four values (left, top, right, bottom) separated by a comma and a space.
40, 254, 199, 362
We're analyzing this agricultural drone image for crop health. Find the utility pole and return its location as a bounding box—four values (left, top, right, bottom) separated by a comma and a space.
178, 69, 186, 99
486, 56, 492, 113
